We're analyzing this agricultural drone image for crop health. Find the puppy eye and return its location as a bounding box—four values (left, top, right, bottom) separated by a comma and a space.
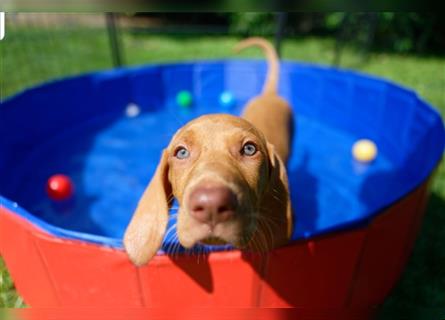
241, 142, 257, 156
174, 146, 190, 159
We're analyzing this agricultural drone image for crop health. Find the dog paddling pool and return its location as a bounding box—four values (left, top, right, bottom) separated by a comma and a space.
0, 60, 444, 317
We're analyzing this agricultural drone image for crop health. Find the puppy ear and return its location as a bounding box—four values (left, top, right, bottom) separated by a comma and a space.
265, 142, 293, 241
124, 149, 172, 266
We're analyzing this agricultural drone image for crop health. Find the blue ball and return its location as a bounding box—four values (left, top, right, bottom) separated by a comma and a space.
219, 91, 236, 109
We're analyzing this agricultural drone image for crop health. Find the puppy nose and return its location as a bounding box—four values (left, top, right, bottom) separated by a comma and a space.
188, 185, 238, 224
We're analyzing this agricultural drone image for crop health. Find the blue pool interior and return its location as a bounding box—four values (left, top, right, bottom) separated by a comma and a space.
0, 60, 444, 251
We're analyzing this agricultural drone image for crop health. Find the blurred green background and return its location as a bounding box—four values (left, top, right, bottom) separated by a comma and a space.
0, 12, 444, 318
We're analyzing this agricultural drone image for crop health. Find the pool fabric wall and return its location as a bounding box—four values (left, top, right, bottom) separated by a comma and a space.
0, 60, 444, 318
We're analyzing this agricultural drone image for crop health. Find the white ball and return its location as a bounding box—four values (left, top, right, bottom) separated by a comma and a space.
125, 103, 140, 118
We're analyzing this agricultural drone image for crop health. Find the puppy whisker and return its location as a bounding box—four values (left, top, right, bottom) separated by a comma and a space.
169, 234, 181, 258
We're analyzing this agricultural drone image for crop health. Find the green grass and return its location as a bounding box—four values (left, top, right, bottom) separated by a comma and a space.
0, 259, 24, 308
1, 24, 445, 314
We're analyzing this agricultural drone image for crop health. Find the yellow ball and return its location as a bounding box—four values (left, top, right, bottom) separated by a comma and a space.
352, 139, 377, 163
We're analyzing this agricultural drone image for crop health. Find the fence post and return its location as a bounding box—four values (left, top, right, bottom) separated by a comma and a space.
274, 12, 287, 58
106, 13, 124, 68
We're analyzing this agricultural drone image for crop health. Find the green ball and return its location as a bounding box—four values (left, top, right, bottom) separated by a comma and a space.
176, 90, 193, 107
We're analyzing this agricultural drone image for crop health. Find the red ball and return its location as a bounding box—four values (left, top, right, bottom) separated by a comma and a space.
46, 174, 74, 201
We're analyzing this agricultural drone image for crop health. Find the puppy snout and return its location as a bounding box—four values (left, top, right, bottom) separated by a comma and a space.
188, 185, 238, 225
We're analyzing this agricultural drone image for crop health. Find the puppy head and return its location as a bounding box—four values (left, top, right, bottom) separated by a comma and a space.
124, 114, 291, 266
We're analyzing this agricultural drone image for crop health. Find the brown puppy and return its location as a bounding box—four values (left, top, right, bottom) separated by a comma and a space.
235, 37, 293, 163
124, 39, 293, 266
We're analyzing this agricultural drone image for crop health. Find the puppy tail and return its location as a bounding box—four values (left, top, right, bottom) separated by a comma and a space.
234, 37, 279, 95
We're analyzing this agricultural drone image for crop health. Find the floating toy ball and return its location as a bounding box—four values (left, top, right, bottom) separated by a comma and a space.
125, 103, 140, 118
176, 90, 193, 107
352, 139, 378, 163
46, 174, 74, 201
219, 91, 236, 109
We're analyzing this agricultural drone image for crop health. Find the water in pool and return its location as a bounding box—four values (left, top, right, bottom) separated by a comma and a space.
4, 104, 395, 251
